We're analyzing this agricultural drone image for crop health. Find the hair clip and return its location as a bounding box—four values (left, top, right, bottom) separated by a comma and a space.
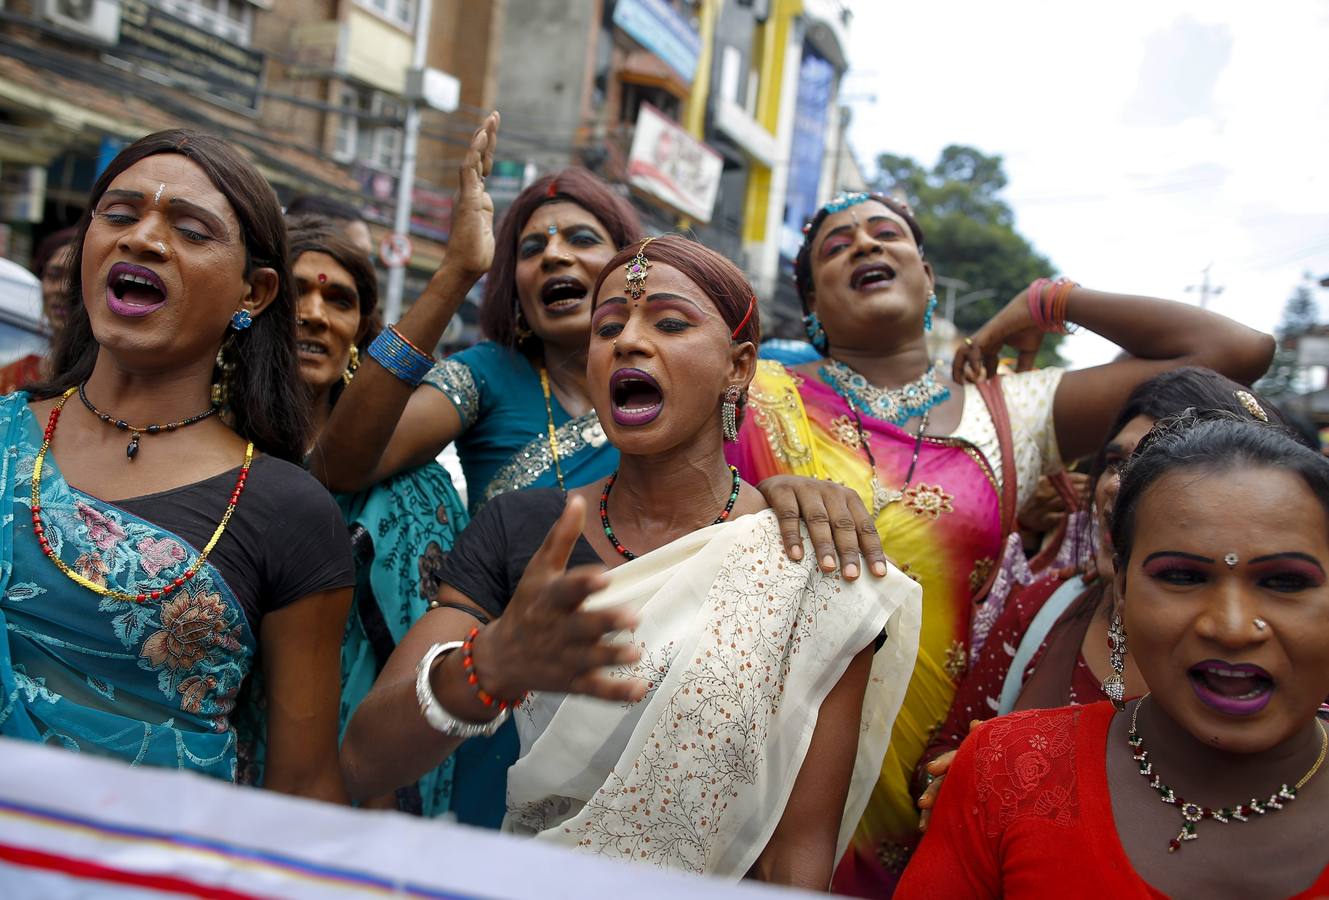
731, 295, 756, 340
802, 221, 812, 234
1234, 390, 1268, 422
625, 239, 653, 300
546, 179, 559, 199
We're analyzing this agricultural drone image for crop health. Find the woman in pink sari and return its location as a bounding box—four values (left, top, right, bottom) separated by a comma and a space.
725, 191, 1275, 895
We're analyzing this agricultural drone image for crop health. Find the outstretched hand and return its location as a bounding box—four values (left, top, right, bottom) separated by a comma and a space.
952, 288, 1044, 384
447, 111, 500, 280
473, 496, 647, 703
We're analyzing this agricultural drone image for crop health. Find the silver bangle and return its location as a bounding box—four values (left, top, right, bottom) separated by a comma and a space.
415, 641, 510, 739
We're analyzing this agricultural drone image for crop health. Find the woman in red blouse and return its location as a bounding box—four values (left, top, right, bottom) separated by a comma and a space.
900, 412, 1329, 899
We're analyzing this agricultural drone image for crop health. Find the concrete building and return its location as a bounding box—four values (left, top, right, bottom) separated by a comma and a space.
0, 0, 503, 304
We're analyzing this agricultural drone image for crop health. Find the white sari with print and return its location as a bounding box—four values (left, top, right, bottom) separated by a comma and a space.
503, 510, 922, 879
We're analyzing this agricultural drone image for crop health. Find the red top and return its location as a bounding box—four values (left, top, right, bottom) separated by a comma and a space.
898, 703, 1329, 899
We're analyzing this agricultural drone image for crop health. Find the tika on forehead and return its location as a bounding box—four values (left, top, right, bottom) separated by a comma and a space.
153, 183, 166, 205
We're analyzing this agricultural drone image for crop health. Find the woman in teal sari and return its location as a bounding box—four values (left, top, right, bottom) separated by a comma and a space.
1, 131, 352, 800
290, 216, 468, 817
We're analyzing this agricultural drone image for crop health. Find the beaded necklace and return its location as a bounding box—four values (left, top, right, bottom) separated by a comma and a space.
599, 465, 741, 560
78, 382, 218, 460
32, 387, 253, 604
538, 366, 565, 491
1128, 694, 1328, 853
819, 358, 950, 427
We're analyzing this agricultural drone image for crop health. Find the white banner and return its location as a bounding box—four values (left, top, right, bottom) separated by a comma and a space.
627, 103, 724, 224
0, 739, 816, 898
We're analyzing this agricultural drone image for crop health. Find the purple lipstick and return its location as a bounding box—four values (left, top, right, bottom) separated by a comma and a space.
105, 262, 168, 318
1188, 660, 1275, 716
609, 368, 664, 426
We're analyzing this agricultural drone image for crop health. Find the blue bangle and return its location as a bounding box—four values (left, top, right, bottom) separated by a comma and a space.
367, 327, 435, 386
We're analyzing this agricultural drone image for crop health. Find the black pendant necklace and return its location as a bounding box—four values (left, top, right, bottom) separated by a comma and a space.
78, 383, 218, 459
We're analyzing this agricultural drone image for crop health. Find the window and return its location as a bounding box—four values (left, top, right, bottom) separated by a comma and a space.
151, 0, 253, 45
355, 0, 415, 30
334, 86, 404, 170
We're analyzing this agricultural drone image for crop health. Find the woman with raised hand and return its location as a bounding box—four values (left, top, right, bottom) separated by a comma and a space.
341, 235, 922, 888
0, 131, 352, 800
900, 413, 1329, 898
287, 216, 467, 817
726, 191, 1275, 893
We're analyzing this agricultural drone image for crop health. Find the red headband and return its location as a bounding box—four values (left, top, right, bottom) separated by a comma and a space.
731, 295, 756, 340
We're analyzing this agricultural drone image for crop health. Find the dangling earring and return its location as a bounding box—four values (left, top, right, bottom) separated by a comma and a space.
721, 385, 741, 442
211, 338, 235, 410
924, 292, 938, 332
514, 301, 533, 342
343, 345, 360, 386
1103, 613, 1127, 710
803, 312, 828, 354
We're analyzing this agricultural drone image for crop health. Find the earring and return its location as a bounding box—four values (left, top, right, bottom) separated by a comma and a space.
803, 312, 828, 354
343, 345, 360, 386
514, 303, 533, 342
924, 292, 938, 332
230, 309, 253, 331
721, 385, 741, 442
211, 339, 235, 410
1103, 613, 1127, 710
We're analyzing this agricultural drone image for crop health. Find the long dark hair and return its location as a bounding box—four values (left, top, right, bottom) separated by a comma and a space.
30, 130, 308, 462
793, 192, 924, 310
480, 167, 642, 350
1110, 414, 1329, 567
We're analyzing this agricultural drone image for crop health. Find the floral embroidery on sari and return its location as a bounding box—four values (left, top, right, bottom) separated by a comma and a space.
971, 706, 1080, 837
902, 484, 954, 519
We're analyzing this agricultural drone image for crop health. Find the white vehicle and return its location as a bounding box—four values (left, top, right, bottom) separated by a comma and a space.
0, 257, 46, 371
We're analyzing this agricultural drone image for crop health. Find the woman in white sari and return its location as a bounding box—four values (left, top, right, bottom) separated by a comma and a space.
341, 235, 921, 888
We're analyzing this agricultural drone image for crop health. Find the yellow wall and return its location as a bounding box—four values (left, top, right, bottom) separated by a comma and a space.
344, 8, 413, 94
742, 0, 802, 244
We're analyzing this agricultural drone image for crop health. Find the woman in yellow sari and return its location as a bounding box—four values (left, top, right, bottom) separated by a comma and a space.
725, 191, 1275, 894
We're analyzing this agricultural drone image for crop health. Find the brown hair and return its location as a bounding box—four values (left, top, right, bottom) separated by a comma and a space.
480, 168, 642, 349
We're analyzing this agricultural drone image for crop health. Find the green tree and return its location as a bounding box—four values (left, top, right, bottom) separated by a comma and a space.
1256, 279, 1321, 398
872, 145, 1060, 363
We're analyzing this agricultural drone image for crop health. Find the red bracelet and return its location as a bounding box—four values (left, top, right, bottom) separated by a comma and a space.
1027, 278, 1052, 330
462, 626, 525, 711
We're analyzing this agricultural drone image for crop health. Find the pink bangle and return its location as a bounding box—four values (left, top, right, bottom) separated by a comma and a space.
1027, 278, 1052, 330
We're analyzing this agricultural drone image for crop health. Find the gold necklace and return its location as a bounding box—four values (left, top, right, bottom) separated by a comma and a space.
32, 387, 253, 604
538, 365, 565, 491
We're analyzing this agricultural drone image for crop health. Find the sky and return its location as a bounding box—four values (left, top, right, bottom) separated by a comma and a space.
844, 0, 1329, 369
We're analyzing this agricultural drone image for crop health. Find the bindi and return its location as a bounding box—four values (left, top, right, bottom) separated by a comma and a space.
153, 183, 166, 205
318, 273, 328, 284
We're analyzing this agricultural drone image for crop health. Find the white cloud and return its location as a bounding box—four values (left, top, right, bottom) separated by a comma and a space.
845, 0, 1329, 368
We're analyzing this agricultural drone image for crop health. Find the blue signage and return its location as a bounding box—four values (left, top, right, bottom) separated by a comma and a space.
781, 48, 836, 262
613, 0, 701, 85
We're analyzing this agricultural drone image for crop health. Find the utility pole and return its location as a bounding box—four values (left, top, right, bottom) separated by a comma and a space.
1185, 264, 1225, 309
383, 0, 434, 324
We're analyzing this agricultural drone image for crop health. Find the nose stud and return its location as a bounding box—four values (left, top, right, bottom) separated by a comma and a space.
1253, 617, 1268, 631
155, 241, 168, 256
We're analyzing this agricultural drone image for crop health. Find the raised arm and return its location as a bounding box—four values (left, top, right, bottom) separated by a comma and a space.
748, 646, 873, 889
956, 284, 1275, 462
310, 113, 499, 492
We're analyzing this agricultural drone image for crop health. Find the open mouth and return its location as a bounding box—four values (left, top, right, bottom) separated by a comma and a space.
540, 276, 588, 316
296, 339, 329, 359
850, 262, 896, 292
1188, 660, 1275, 716
105, 262, 168, 317
609, 367, 664, 426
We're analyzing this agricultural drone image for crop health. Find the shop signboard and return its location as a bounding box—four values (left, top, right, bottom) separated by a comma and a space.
114, 0, 266, 114
626, 103, 722, 224
612, 0, 701, 84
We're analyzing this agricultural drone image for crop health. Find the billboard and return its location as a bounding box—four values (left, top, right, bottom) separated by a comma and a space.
626, 103, 723, 224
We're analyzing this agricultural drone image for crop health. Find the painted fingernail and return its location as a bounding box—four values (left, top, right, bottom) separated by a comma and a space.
872, 561, 887, 576
843, 562, 859, 579
821, 554, 836, 570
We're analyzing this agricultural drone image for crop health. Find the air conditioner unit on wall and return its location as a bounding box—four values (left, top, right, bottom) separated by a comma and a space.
40, 0, 121, 45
